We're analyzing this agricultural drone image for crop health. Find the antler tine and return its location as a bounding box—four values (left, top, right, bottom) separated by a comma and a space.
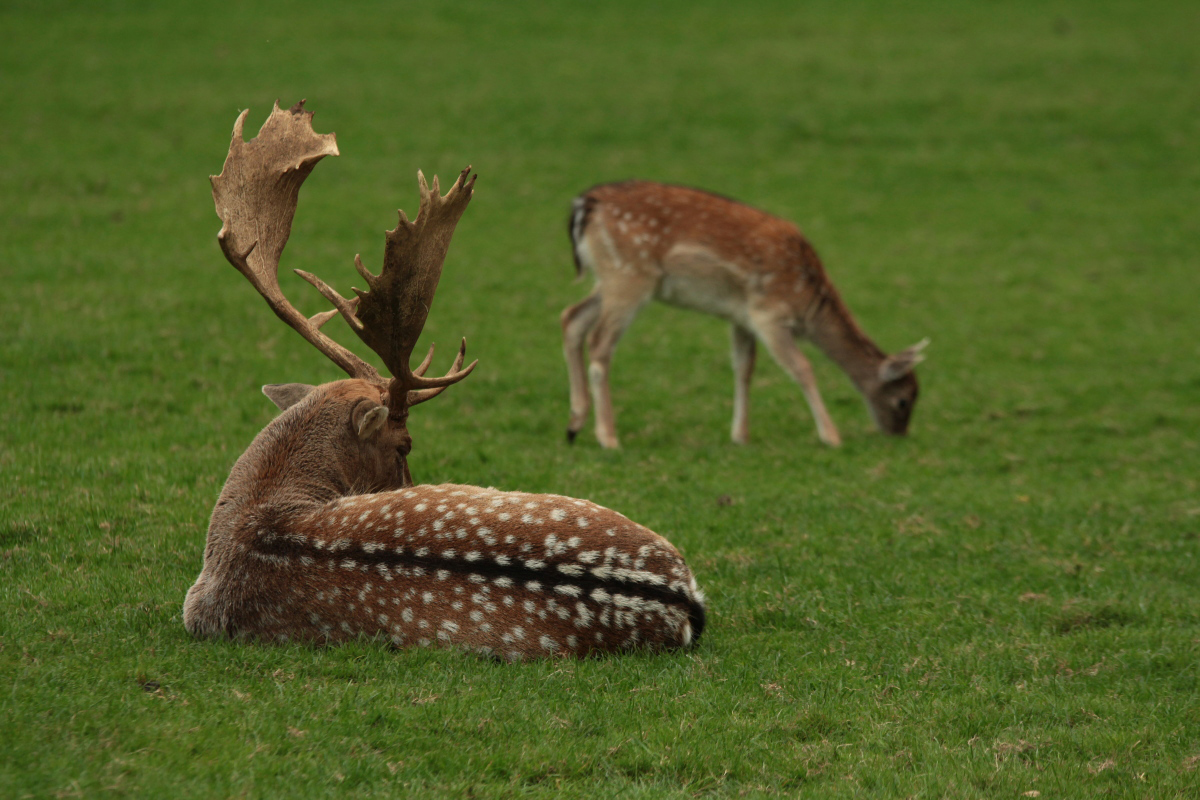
412, 343, 437, 377
211, 101, 381, 383
408, 339, 477, 406
311, 296, 358, 330
295, 269, 365, 333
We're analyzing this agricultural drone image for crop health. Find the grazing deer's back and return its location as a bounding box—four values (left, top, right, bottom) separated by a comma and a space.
578, 181, 827, 292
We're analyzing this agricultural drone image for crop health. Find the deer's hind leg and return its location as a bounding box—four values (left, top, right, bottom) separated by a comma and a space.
754, 320, 842, 447
730, 323, 757, 444
562, 290, 602, 443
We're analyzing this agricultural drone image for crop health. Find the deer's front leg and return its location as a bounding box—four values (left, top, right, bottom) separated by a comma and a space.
757, 323, 842, 447
730, 323, 756, 444
562, 291, 602, 443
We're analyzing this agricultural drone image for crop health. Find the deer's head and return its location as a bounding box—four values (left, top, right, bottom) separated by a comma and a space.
866, 339, 928, 436
260, 380, 413, 491
211, 101, 476, 486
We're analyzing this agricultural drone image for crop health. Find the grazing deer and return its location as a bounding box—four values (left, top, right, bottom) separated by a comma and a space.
183, 103, 705, 660
562, 181, 928, 448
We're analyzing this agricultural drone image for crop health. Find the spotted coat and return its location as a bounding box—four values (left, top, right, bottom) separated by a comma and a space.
183, 381, 705, 660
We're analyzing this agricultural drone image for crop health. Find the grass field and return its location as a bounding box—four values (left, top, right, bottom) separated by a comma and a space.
3, 0, 1199, 796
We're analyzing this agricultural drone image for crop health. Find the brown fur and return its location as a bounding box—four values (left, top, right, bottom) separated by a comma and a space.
184, 380, 705, 660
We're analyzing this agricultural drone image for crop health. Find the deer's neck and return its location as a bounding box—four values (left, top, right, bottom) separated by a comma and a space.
209, 414, 353, 536
803, 283, 886, 392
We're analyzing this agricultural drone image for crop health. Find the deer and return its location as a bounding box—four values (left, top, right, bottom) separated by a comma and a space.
561, 180, 929, 449
182, 102, 705, 661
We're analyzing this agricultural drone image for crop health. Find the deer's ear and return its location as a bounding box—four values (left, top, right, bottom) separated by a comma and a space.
263, 383, 316, 410
354, 403, 389, 440
878, 338, 929, 383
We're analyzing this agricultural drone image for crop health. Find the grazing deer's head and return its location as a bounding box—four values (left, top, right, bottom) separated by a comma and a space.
211, 100, 476, 486
864, 338, 928, 436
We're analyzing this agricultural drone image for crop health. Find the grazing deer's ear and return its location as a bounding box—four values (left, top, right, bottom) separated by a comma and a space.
263, 383, 316, 410
354, 403, 389, 440
878, 338, 930, 383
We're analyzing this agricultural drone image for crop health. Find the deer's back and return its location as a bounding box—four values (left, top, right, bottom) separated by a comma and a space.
184, 483, 704, 660
576, 181, 830, 320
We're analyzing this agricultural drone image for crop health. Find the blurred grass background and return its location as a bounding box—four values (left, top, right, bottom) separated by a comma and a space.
2, 0, 1198, 796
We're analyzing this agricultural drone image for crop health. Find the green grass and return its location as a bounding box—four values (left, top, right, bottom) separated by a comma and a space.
3, 0, 1199, 796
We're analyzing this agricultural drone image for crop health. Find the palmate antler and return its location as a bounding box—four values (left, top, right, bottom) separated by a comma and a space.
303, 168, 478, 414
210, 100, 476, 423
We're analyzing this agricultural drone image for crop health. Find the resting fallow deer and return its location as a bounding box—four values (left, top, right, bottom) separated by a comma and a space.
562, 181, 928, 448
183, 103, 705, 660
